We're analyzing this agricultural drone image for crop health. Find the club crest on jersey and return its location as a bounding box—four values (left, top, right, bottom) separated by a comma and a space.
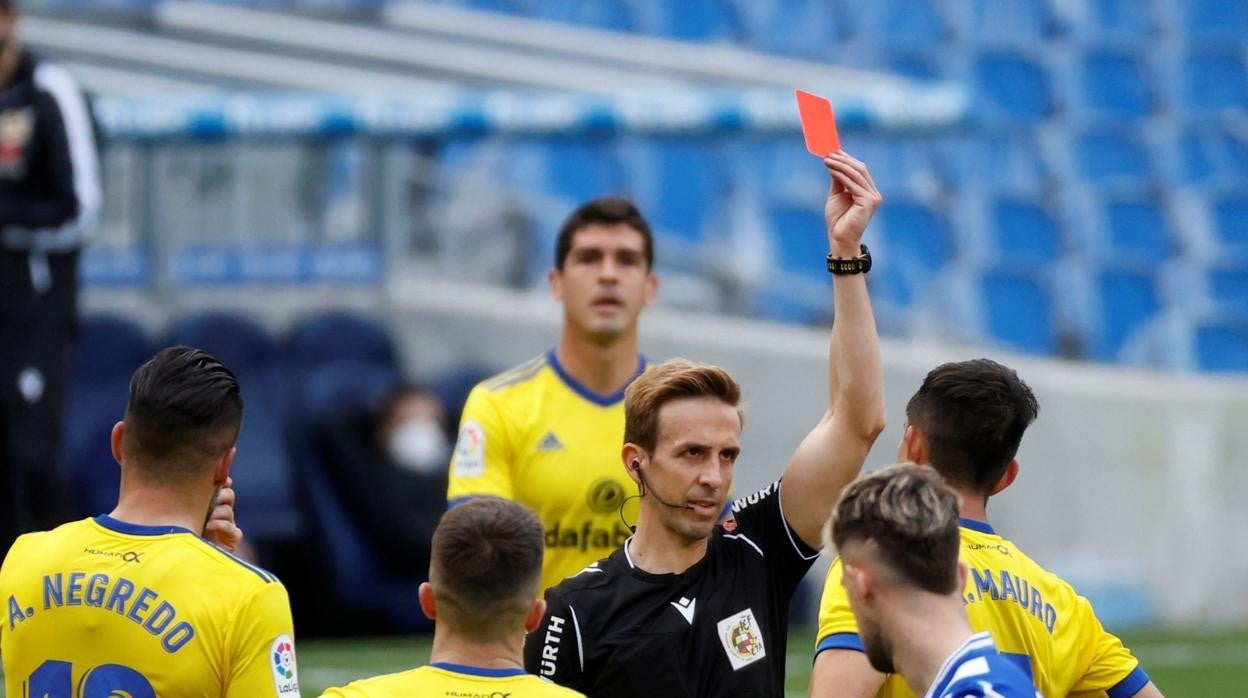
452, 420, 486, 477
270, 634, 299, 695
717, 608, 766, 671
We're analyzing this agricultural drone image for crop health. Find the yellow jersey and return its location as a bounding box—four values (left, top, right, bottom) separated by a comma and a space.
448, 351, 643, 591
1, 515, 299, 698
815, 519, 1150, 698
321, 662, 586, 697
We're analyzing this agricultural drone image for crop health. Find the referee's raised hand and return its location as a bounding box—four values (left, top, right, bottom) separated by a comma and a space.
822, 151, 883, 255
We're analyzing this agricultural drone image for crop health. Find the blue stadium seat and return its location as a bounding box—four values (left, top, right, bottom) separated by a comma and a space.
628, 0, 740, 40
1093, 266, 1161, 361
1211, 195, 1248, 257
735, 0, 848, 58
623, 138, 725, 243
974, 51, 1053, 123
957, 0, 1053, 43
851, 0, 946, 47
72, 314, 153, 385
1072, 131, 1151, 183
1079, 50, 1153, 119
1176, 127, 1248, 185
66, 315, 154, 517
536, 137, 624, 205
1182, 52, 1248, 115
879, 200, 955, 272
1207, 265, 1248, 314
989, 198, 1062, 264
165, 311, 274, 375
1103, 198, 1174, 260
285, 362, 429, 630
530, 0, 635, 31
767, 204, 828, 281
1194, 318, 1248, 371
285, 311, 398, 369
978, 266, 1058, 355
1070, 0, 1153, 41
1181, 0, 1248, 44
933, 132, 1046, 192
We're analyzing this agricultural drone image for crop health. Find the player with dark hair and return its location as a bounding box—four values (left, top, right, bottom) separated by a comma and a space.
447, 195, 658, 591
524, 152, 886, 697
829, 463, 1040, 698
321, 497, 584, 697
0, 0, 102, 555
812, 359, 1163, 698
0, 347, 299, 696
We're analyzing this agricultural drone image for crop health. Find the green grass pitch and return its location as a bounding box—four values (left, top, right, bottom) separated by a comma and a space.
293, 626, 1248, 697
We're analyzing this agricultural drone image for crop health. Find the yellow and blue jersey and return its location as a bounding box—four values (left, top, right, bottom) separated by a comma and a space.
1, 515, 299, 698
321, 662, 586, 697
816, 519, 1149, 698
448, 350, 644, 591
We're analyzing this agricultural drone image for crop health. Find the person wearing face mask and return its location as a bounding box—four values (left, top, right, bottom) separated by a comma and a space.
0, 0, 101, 558
318, 384, 451, 578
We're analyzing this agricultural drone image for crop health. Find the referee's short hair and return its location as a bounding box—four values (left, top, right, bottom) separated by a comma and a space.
624, 358, 744, 454
555, 196, 654, 270
905, 359, 1039, 495
123, 346, 243, 483
430, 497, 544, 642
829, 464, 962, 595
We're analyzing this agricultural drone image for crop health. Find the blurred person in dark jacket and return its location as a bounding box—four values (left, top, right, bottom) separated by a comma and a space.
0, 0, 101, 555
318, 384, 450, 577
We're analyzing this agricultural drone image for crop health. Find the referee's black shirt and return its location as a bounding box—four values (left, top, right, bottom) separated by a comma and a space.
524, 480, 820, 697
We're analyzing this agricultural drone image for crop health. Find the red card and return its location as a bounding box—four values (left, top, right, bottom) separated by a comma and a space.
795, 89, 841, 157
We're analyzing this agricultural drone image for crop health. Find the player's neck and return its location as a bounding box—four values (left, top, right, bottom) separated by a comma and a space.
957, 491, 990, 525
886, 596, 975, 697
627, 519, 709, 575
109, 476, 213, 536
555, 327, 640, 396
429, 629, 525, 671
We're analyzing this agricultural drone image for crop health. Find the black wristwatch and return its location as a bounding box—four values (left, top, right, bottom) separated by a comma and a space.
826, 244, 872, 275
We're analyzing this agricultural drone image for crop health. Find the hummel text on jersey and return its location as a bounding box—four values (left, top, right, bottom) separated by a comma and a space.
539, 615, 566, 677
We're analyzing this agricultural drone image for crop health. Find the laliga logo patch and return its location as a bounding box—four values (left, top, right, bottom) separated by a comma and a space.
717, 608, 766, 671
270, 634, 299, 695
452, 420, 486, 477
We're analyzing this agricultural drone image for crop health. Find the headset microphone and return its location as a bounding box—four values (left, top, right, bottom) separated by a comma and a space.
635, 463, 696, 511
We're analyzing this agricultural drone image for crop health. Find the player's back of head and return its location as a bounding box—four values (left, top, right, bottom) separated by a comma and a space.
555, 196, 654, 270
830, 463, 962, 595
122, 346, 243, 483
431, 497, 544, 642
623, 358, 743, 454
905, 358, 1038, 495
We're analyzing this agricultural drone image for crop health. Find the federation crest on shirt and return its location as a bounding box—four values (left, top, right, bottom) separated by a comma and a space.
717, 608, 766, 671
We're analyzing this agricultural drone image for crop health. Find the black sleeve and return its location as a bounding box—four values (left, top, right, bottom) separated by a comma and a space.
0, 92, 79, 230
727, 479, 821, 596
524, 586, 586, 692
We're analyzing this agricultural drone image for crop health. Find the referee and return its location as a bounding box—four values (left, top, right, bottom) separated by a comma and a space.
524, 152, 886, 697
0, 0, 100, 555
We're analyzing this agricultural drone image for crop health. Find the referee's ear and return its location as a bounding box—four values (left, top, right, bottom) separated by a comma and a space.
524, 599, 548, 633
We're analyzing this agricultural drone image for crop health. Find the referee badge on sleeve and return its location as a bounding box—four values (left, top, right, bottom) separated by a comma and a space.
451, 420, 486, 477
717, 608, 766, 671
